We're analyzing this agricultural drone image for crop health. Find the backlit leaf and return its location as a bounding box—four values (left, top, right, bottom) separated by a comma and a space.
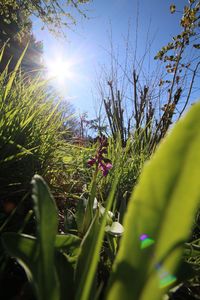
107, 102, 200, 300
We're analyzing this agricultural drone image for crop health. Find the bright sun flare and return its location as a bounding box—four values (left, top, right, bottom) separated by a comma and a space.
46, 57, 74, 84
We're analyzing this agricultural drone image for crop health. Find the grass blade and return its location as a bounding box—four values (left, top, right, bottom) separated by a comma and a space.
3, 44, 28, 101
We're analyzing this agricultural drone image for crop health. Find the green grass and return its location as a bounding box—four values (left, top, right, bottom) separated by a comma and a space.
0, 49, 66, 204
0, 44, 200, 300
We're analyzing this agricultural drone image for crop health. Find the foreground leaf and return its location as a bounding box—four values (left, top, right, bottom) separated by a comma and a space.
55, 234, 81, 257
75, 215, 100, 300
75, 175, 120, 300
31, 175, 59, 300
2, 233, 37, 283
107, 102, 200, 300
55, 251, 75, 300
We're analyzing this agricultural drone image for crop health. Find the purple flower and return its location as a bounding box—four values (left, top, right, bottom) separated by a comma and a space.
87, 158, 96, 167
105, 162, 112, 170
87, 135, 113, 176
99, 161, 113, 177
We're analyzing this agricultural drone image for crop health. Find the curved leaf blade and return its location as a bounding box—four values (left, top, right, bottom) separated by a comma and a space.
55, 234, 81, 257
32, 175, 59, 300
107, 103, 200, 300
2, 232, 37, 281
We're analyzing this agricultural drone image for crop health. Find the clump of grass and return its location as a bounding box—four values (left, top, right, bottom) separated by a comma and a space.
0, 46, 74, 231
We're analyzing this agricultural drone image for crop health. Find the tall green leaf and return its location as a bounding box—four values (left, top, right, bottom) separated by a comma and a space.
3, 44, 28, 101
75, 175, 119, 300
0, 43, 6, 63
107, 102, 200, 300
31, 175, 59, 300
55, 251, 75, 300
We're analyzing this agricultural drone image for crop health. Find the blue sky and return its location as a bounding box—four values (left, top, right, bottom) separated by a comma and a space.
32, 0, 190, 118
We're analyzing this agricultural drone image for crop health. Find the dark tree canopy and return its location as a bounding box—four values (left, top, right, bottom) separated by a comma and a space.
0, 0, 91, 72
0, 0, 91, 36
0, 3, 43, 74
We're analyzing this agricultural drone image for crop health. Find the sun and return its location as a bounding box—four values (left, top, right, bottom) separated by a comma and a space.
44, 49, 87, 96
45, 56, 75, 84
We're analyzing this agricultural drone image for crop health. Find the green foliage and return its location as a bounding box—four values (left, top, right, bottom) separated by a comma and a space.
0, 0, 91, 36
75, 175, 120, 300
2, 102, 200, 300
107, 102, 200, 300
96, 136, 148, 223
0, 46, 74, 218
150, 1, 200, 150
3, 44, 28, 100
2, 175, 79, 300
2, 173, 121, 300
0, 4, 43, 74
0, 0, 199, 294
155, 1, 200, 61
32, 175, 59, 300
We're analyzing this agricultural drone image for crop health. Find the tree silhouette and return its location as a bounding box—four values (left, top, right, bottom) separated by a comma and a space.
0, 4, 43, 74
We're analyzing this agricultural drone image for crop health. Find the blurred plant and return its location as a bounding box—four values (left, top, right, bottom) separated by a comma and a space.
106, 101, 200, 300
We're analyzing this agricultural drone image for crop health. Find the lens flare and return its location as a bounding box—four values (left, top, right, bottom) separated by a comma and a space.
140, 234, 155, 249
139, 234, 177, 288
155, 262, 177, 288
159, 274, 177, 288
